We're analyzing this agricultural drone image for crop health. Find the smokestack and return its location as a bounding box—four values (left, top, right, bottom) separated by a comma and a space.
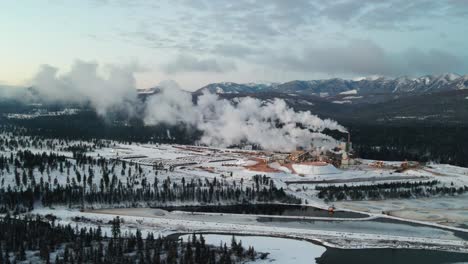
346, 132, 351, 152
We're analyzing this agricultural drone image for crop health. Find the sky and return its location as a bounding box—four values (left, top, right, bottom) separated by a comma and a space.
1, 0, 468, 91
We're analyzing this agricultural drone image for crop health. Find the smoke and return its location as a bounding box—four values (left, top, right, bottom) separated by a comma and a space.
29, 60, 139, 116
143, 80, 198, 125
144, 83, 347, 152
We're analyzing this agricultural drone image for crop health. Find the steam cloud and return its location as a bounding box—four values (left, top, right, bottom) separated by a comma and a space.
144, 83, 347, 151
30, 60, 139, 116
6, 61, 347, 152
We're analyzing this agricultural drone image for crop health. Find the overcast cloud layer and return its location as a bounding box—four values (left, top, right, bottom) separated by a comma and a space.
1, 0, 468, 89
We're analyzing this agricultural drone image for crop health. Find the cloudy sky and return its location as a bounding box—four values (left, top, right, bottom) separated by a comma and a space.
1, 0, 468, 90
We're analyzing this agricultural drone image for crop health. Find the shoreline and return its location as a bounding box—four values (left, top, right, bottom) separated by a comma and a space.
76, 206, 468, 253
165, 231, 468, 255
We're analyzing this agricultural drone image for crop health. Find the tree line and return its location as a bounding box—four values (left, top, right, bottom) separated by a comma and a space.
316, 180, 468, 201
349, 124, 468, 167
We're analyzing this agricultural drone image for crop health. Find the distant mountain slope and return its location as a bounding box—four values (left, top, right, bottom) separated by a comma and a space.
353, 89, 468, 124
193, 82, 278, 95
142, 74, 468, 125
215, 88, 468, 125
194, 74, 468, 101
3, 75, 467, 126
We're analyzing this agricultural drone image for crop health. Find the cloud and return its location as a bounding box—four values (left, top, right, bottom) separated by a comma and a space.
273, 39, 466, 76
88, 0, 468, 49
29, 60, 140, 116
279, 39, 393, 75
5, 0, 468, 91
162, 54, 236, 74
89, 0, 467, 78
403, 48, 465, 74
212, 43, 256, 58
319, 1, 466, 30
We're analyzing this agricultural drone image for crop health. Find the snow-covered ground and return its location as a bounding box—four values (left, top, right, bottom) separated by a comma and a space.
1, 134, 468, 253
335, 193, 468, 228
292, 163, 341, 175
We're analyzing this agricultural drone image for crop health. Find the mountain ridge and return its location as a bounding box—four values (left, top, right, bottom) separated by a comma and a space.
194, 73, 468, 99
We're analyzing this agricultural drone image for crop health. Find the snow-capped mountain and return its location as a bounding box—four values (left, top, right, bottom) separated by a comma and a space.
193, 82, 278, 95
194, 73, 468, 98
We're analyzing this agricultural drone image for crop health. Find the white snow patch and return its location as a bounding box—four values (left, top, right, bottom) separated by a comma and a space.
339, 89, 358, 95
342, 96, 363, 100
353, 75, 381, 81
239, 159, 258, 166
332, 100, 352, 104
292, 163, 341, 175
269, 162, 292, 173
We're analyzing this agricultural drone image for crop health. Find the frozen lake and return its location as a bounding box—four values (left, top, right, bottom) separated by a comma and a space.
180, 234, 327, 264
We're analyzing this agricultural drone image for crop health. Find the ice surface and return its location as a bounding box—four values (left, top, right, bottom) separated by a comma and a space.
180, 234, 326, 264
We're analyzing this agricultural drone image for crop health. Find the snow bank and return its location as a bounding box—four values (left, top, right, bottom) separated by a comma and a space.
292, 163, 341, 175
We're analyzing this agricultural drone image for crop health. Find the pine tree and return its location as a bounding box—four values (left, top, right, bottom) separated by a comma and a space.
111, 217, 121, 239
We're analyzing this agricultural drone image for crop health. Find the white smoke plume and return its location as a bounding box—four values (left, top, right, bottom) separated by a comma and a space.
144, 83, 347, 152
3, 61, 347, 152
143, 80, 198, 125
29, 60, 139, 116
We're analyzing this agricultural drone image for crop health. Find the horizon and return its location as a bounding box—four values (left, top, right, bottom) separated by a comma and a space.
2, 72, 468, 93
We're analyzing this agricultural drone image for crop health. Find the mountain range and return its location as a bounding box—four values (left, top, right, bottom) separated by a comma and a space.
190, 73, 468, 125
192, 73, 468, 105
2, 73, 468, 125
